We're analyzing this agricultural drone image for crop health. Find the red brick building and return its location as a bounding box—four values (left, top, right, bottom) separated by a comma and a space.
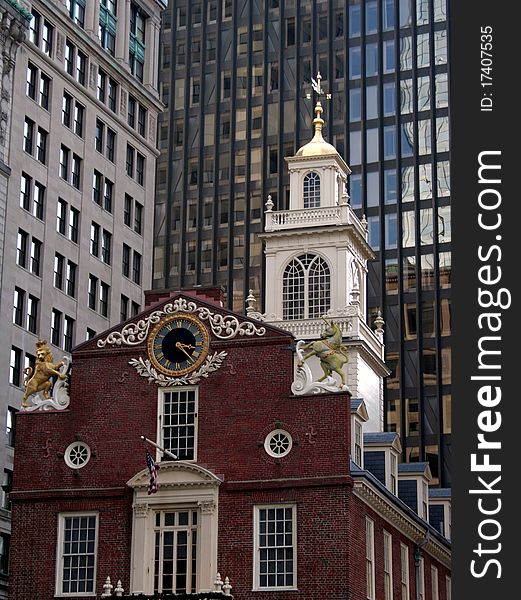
9, 287, 450, 599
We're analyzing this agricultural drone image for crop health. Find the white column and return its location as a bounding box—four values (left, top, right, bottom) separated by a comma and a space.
115, 0, 127, 61
129, 503, 151, 594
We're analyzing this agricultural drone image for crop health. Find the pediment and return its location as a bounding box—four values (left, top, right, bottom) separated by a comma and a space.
127, 461, 222, 490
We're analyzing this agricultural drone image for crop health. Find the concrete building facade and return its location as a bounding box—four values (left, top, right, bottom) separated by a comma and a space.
0, 0, 165, 590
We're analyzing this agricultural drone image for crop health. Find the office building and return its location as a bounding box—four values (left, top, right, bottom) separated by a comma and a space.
154, 0, 451, 486
0, 0, 165, 589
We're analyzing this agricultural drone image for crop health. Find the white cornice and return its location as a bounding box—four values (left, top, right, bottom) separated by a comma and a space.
353, 478, 451, 568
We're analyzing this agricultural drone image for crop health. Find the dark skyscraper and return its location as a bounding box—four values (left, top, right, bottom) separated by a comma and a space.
154, 0, 451, 486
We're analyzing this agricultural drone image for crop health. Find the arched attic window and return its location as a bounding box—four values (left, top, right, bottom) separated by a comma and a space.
303, 171, 321, 208
282, 254, 331, 320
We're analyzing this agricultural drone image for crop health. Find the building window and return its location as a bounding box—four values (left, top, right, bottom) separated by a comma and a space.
99, 0, 117, 55
64, 441, 91, 469
88, 275, 98, 310
90, 222, 100, 257
27, 295, 39, 334
160, 389, 197, 460
282, 254, 330, 320
126, 144, 135, 177
418, 557, 425, 600
72, 154, 82, 189
132, 252, 141, 284
93, 170, 102, 205
384, 531, 393, 600
30, 239, 42, 276
0, 533, 9, 576
153, 509, 198, 594
6, 407, 16, 448
16, 230, 28, 268
124, 194, 132, 226
354, 421, 363, 467
104, 179, 113, 212
66, 261, 77, 298
134, 202, 143, 234
136, 152, 145, 185
74, 102, 84, 137
51, 309, 62, 347
101, 229, 112, 265
366, 518, 375, 600
390, 453, 398, 495
1, 469, 12, 511
9, 347, 22, 386
13, 287, 25, 326
70, 207, 79, 243
303, 171, 321, 208
400, 544, 410, 600
254, 505, 296, 590
57, 198, 67, 234
120, 295, 129, 322
67, 0, 86, 27
122, 244, 131, 277
431, 566, 439, 600
100, 282, 110, 318
63, 316, 75, 352
129, 3, 146, 82
23, 117, 34, 154
106, 128, 116, 162
56, 514, 98, 595
264, 429, 293, 458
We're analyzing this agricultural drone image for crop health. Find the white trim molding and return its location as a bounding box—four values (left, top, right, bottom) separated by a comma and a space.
352, 478, 451, 568
127, 462, 222, 595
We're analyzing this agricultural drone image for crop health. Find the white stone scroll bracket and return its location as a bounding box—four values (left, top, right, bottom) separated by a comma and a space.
291, 340, 350, 395
24, 357, 71, 411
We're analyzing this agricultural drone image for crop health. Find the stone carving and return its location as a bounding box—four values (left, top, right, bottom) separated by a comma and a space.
97, 297, 266, 348
197, 499, 216, 514
133, 503, 149, 518
129, 351, 228, 387
22, 340, 70, 411
291, 319, 350, 394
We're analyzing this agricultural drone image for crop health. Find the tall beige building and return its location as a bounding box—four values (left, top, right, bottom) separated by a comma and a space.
0, 0, 165, 590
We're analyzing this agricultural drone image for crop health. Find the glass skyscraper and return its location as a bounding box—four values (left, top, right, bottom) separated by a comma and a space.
154, 0, 451, 486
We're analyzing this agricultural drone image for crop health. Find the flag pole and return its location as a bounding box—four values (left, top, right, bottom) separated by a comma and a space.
140, 435, 178, 460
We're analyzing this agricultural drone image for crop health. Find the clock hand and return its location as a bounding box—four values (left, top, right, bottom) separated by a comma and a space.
175, 341, 194, 361
177, 342, 195, 350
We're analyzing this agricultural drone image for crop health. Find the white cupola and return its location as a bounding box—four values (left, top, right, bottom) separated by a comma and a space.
252, 76, 389, 431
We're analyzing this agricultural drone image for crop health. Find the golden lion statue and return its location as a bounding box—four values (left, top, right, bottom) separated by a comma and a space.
22, 340, 66, 409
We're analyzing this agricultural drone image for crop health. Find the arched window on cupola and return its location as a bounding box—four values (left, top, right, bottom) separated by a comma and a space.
283, 254, 331, 320
303, 171, 321, 208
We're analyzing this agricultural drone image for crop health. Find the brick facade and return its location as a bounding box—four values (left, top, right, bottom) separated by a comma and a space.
9, 292, 450, 599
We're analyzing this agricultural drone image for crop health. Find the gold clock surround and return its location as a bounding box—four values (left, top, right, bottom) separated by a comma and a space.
147, 313, 210, 378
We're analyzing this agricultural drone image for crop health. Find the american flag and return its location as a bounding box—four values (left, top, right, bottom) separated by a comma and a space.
145, 448, 159, 495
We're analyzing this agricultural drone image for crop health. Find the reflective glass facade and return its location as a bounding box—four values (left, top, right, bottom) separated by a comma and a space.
154, 0, 451, 486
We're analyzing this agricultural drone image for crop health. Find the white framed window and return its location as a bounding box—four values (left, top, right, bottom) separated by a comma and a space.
422, 481, 429, 520
354, 420, 363, 467
418, 557, 425, 600
153, 508, 198, 594
390, 452, 398, 495
128, 462, 220, 594
431, 565, 439, 600
64, 442, 91, 469
264, 429, 293, 458
282, 253, 331, 320
400, 543, 410, 600
366, 517, 375, 599
158, 388, 198, 461
303, 171, 321, 208
254, 505, 296, 590
383, 530, 393, 600
445, 575, 451, 600
56, 513, 98, 596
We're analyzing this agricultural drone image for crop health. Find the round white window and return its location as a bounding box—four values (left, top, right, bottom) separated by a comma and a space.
64, 442, 91, 469
264, 429, 293, 458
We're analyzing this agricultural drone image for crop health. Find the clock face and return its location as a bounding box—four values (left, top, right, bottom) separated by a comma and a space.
147, 313, 210, 377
